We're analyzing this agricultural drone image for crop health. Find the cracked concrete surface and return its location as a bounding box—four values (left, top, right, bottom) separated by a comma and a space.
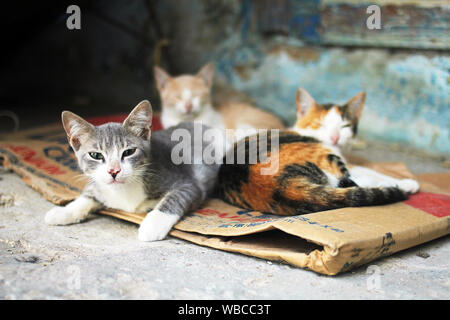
0, 144, 449, 300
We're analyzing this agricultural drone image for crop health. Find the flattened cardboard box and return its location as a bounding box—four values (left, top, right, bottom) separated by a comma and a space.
1, 121, 449, 275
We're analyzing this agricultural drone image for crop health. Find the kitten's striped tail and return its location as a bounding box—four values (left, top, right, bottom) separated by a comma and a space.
341, 186, 408, 207
272, 185, 409, 215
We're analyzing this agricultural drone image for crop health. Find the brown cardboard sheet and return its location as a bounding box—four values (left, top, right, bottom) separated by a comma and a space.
1, 123, 448, 275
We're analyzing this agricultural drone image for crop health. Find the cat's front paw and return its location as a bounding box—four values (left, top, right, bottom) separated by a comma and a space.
45, 206, 83, 225
397, 179, 420, 194
138, 209, 179, 242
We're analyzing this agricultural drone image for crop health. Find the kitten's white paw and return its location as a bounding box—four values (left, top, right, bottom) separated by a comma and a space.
45, 206, 84, 225
397, 179, 420, 194
138, 209, 179, 242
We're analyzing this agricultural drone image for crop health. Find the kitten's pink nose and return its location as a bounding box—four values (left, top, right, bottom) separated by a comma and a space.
185, 101, 192, 113
331, 134, 340, 145
108, 168, 121, 179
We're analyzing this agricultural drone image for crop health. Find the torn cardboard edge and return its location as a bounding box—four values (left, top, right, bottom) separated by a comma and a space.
1, 121, 449, 275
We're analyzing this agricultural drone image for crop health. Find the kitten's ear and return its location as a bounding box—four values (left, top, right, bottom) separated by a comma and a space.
123, 100, 153, 140
295, 87, 317, 118
345, 92, 365, 121
197, 62, 214, 87
154, 66, 171, 91
61, 111, 94, 152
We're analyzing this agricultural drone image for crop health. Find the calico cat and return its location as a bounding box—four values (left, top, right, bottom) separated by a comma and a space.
154, 63, 285, 140
45, 100, 222, 241
217, 88, 419, 215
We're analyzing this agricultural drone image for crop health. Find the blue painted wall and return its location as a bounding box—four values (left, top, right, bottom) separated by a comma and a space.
213, 39, 450, 155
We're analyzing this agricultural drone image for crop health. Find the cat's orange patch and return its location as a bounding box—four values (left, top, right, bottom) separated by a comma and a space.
294, 105, 341, 130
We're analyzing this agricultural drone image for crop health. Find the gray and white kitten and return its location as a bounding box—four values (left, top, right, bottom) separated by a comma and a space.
45, 100, 221, 241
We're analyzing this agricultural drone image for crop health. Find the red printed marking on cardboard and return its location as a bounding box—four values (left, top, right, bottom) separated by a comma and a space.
404, 192, 450, 218
4, 144, 66, 175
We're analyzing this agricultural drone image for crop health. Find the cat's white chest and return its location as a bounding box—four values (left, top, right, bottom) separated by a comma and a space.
98, 183, 148, 213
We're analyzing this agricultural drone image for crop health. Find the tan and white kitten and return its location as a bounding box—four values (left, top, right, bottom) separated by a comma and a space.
154, 63, 285, 141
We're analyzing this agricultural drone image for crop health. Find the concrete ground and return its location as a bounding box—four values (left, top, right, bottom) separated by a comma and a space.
0, 141, 449, 300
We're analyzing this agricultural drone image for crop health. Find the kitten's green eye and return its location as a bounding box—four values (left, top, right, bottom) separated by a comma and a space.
89, 152, 104, 160
122, 148, 136, 158
342, 124, 351, 128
